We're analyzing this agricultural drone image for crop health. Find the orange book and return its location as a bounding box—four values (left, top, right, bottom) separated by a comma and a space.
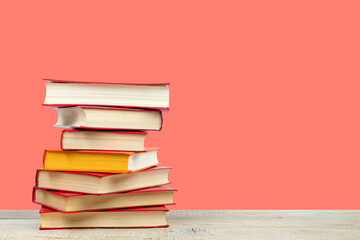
43, 148, 159, 173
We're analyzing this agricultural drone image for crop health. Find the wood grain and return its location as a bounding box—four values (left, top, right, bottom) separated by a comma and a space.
0, 210, 359, 240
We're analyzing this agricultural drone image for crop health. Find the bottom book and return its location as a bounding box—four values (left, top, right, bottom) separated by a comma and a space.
40, 206, 169, 229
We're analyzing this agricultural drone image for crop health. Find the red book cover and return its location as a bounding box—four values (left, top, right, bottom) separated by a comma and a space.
55, 106, 164, 131
35, 166, 172, 194
39, 205, 169, 229
43, 79, 171, 111
40, 205, 169, 213
33, 186, 176, 213
60, 129, 148, 152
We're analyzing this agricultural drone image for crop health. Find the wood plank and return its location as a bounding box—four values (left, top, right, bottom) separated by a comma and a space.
0, 210, 38, 219
0, 210, 359, 240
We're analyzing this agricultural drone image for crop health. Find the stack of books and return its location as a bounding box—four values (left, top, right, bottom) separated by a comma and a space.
32, 79, 174, 229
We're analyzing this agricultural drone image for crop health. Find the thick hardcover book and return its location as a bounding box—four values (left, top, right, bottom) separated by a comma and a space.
39, 205, 169, 229
33, 186, 176, 213
43, 79, 170, 110
35, 166, 171, 194
43, 148, 159, 173
55, 106, 163, 131
61, 129, 147, 152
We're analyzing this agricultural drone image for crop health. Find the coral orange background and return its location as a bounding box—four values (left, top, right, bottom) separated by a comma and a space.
1, 1, 360, 209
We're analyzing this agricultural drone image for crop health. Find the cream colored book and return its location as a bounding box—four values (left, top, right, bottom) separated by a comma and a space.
36, 167, 171, 194
43, 79, 170, 109
61, 129, 147, 151
33, 186, 175, 212
55, 106, 162, 130
39, 206, 169, 229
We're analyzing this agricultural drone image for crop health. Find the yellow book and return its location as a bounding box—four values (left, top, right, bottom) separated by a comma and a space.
43, 148, 159, 173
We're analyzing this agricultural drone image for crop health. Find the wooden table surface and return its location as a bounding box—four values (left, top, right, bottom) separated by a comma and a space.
0, 210, 359, 240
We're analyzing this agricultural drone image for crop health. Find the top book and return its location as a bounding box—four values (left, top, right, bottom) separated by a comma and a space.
43, 79, 170, 110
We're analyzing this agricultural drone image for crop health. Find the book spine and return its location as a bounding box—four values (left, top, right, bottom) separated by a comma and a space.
60, 130, 65, 150
35, 170, 40, 187
42, 150, 47, 169
159, 111, 163, 131
32, 187, 37, 204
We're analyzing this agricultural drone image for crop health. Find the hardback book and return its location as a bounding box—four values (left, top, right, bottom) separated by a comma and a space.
35, 167, 171, 194
33, 186, 176, 213
39, 206, 169, 229
61, 129, 147, 152
55, 106, 162, 131
43, 79, 170, 109
43, 148, 159, 173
